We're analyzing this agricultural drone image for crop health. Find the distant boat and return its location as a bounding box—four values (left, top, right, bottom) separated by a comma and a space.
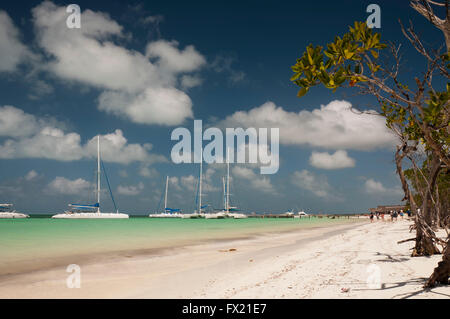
52, 136, 129, 219
182, 149, 206, 219
279, 209, 295, 218
205, 149, 247, 219
294, 211, 309, 218
0, 203, 29, 219
149, 176, 183, 218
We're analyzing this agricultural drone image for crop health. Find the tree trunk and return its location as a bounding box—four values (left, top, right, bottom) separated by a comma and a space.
445, 30, 450, 53
406, 153, 442, 256
412, 219, 441, 256
395, 145, 416, 208
425, 234, 450, 287
420, 155, 442, 229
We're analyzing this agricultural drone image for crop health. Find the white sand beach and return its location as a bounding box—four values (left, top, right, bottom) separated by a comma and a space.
0, 219, 448, 299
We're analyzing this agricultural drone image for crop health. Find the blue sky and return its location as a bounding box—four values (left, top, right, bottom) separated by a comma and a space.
0, 0, 445, 214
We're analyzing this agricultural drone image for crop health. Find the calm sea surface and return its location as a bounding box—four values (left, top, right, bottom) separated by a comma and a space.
0, 216, 362, 266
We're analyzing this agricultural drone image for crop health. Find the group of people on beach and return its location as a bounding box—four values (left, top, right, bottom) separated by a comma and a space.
369, 209, 412, 223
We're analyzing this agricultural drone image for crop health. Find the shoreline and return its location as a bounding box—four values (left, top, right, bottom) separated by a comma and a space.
0, 219, 448, 298
0, 218, 361, 278
0, 221, 362, 298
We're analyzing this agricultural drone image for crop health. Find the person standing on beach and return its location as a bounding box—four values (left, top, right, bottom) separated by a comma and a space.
392, 211, 398, 222
370, 212, 374, 223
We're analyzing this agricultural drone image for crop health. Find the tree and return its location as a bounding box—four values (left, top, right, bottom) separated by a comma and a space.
290, 1, 449, 287
405, 157, 450, 228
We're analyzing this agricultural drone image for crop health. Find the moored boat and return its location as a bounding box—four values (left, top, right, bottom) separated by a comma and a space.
0, 204, 29, 219
149, 176, 183, 218
52, 136, 129, 219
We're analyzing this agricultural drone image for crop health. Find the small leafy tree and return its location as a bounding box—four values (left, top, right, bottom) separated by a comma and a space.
290, 1, 449, 287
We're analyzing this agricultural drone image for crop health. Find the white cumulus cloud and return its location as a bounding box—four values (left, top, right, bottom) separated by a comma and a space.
31, 1, 204, 126
0, 11, 33, 72
0, 105, 165, 164
291, 169, 342, 201
146, 40, 206, 74
0, 105, 48, 137
364, 179, 403, 195
232, 166, 275, 194
117, 182, 144, 196
222, 100, 397, 151
47, 177, 92, 195
98, 87, 193, 126
309, 150, 355, 169
25, 170, 38, 181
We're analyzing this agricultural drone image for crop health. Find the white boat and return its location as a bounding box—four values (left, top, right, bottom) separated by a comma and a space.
205, 211, 227, 219
284, 211, 295, 216
229, 213, 248, 219
183, 148, 207, 219
182, 213, 205, 219
149, 176, 183, 218
294, 210, 309, 218
0, 204, 29, 219
150, 212, 184, 218
52, 136, 129, 219
204, 149, 247, 219
53, 211, 129, 219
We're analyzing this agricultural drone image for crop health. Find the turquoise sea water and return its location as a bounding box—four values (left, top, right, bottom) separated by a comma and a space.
0, 216, 361, 271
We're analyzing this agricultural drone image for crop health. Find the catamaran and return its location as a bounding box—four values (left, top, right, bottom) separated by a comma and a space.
0, 203, 29, 219
52, 136, 129, 219
149, 176, 183, 218
295, 211, 309, 218
183, 149, 206, 219
205, 149, 247, 219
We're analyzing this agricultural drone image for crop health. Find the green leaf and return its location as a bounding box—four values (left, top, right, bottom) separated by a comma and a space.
290, 73, 301, 81
297, 87, 309, 97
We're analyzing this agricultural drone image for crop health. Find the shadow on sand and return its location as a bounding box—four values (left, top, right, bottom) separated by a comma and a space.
352, 277, 450, 299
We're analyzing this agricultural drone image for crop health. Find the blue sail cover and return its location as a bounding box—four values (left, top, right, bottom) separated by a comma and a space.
165, 208, 181, 212
218, 207, 239, 211
69, 203, 99, 209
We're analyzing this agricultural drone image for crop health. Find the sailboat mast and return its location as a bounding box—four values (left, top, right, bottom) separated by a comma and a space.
97, 135, 101, 213
226, 148, 230, 214
222, 176, 226, 210
198, 148, 203, 214
164, 176, 169, 212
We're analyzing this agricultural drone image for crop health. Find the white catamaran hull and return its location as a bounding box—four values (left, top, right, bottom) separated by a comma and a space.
182, 213, 205, 219
228, 213, 248, 219
52, 212, 129, 219
204, 212, 230, 219
0, 212, 29, 219
149, 213, 183, 218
